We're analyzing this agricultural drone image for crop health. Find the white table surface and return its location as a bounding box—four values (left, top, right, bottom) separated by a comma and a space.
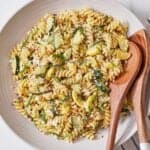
0, 0, 150, 150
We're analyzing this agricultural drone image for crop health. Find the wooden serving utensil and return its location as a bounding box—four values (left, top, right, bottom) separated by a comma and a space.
106, 41, 142, 150
129, 30, 150, 150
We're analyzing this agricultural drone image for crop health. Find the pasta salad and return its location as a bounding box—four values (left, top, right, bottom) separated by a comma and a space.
10, 8, 132, 142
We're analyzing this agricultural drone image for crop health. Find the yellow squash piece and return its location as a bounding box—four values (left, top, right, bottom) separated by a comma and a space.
72, 91, 84, 108
61, 103, 71, 114
86, 44, 101, 56
45, 67, 55, 80
115, 49, 130, 60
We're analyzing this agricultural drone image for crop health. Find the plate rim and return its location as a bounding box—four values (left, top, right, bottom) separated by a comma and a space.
0, 0, 146, 149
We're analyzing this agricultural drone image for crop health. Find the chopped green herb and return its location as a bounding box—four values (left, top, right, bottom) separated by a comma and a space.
53, 53, 65, 60
73, 27, 84, 36
94, 25, 104, 31
31, 90, 51, 95
62, 96, 70, 101
93, 69, 103, 80
25, 95, 33, 107
95, 81, 110, 93
93, 69, 110, 93
39, 109, 47, 123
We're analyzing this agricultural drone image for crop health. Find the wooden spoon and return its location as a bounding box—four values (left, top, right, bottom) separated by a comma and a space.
129, 30, 150, 150
106, 41, 142, 150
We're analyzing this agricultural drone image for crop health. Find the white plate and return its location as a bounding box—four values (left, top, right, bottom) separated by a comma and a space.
0, 0, 146, 150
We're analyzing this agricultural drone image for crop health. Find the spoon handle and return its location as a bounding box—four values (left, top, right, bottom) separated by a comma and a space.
106, 101, 123, 150
132, 90, 149, 142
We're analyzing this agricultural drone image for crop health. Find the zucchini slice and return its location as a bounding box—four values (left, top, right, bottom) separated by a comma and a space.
46, 15, 55, 33
63, 49, 72, 60
72, 27, 84, 45
52, 28, 64, 49
39, 109, 47, 123
71, 116, 83, 130
12, 55, 20, 75
85, 93, 97, 112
